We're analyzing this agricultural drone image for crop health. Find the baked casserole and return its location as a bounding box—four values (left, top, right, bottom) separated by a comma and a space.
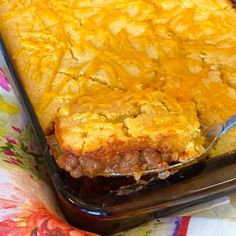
1, 0, 236, 179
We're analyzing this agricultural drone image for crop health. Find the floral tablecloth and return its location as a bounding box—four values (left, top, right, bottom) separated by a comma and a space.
1, 50, 236, 236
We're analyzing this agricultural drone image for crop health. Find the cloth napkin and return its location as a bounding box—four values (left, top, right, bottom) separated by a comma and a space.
1, 51, 236, 236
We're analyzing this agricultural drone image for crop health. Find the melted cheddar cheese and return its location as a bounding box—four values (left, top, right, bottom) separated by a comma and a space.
56, 86, 203, 157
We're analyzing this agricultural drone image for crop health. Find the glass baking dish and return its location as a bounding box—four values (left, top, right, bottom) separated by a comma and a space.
1, 37, 236, 235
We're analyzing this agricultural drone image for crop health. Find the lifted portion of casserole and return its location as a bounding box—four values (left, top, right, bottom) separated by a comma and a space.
48, 86, 204, 179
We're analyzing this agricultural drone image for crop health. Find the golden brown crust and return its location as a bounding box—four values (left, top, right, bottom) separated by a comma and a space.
1, 0, 236, 134
54, 87, 203, 157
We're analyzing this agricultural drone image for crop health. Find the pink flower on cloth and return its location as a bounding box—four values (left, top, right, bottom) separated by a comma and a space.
6, 137, 17, 145
0, 183, 98, 236
0, 69, 11, 92
4, 157, 22, 165
12, 126, 21, 133
3, 149, 14, 156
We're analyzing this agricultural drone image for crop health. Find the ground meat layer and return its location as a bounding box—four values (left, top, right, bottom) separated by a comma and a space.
55, 148, 175, 180
48, 135, 204, 180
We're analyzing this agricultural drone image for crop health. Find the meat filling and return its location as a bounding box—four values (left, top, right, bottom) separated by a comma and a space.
48, 135, 193, 180
56, 149, 171, 180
